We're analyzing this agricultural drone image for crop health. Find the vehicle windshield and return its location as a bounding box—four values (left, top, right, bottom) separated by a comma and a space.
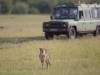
54, 7, 78, 19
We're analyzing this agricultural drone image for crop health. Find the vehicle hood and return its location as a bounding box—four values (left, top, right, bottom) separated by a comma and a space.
49, 19, 77, 25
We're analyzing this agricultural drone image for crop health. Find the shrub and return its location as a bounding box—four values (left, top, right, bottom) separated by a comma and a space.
0, 0, 12, 14
36, 1, 51, 14
28, 7, 40, 14
12, 2, 29, 14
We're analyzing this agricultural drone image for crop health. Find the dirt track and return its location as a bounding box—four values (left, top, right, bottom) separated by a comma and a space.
0, 34, 98, 44
0, 36, 45, 44
0, 36, 69, 44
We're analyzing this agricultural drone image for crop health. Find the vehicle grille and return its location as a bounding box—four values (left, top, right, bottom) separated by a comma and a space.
49, 22, 62, 28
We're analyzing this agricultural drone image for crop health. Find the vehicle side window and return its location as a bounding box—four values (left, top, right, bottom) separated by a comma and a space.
97, 8, 100, 18
79, 11, 84, 19
85, 10, 91, 19
91, 8, 98, 18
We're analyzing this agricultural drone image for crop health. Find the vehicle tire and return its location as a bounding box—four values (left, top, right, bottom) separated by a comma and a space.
99, 30, 100, 35
45, 32, 53, 40
93, 27, 99, 37
67, 27, 76, 39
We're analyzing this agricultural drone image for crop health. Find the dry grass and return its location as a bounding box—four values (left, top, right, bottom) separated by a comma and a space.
0, 15, 100, 75
0, 15, 50, 38
0, 38, 100, 75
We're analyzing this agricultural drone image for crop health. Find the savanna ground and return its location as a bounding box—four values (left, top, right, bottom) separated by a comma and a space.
0, 15, 100, 75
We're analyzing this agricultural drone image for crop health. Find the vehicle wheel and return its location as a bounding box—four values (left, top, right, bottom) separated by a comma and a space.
99, 30, 100, 35
45, 32, 53, 40
93, 27, 99, 37
67, 27, 76, 39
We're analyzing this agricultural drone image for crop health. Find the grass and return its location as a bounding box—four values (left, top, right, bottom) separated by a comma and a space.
0, 15, 100, 75
0, 15, 50, 38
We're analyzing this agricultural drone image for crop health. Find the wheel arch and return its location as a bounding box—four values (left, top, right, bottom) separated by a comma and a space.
69, 25, 78, 36
69, 25, 77, 32
97, 24, 100, 34
72, 26, 77, 32
95, 24, 100, 31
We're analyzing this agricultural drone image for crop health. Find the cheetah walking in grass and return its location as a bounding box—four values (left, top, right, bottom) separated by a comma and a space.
39, 48, 51, 70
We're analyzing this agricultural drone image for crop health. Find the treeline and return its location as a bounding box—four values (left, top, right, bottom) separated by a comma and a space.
0, 0, 100, 14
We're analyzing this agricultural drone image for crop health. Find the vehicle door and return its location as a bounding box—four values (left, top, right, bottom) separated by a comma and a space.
84, 10, 95, 31
77, 10, 85, 31
91, 8, 100, 30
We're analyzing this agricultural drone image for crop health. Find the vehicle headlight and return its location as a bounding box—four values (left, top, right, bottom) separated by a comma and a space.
63, 24, 67, 27
45, 24, 49, 27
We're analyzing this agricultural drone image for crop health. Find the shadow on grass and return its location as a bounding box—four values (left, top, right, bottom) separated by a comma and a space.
0, 26, 4, 29
0, 36, 45, 44
0, 36, 68, 44
0, 34, 98, 44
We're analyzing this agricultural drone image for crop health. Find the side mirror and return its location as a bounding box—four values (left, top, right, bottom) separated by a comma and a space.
75, 18, 79, 21
75, 16, 79, 21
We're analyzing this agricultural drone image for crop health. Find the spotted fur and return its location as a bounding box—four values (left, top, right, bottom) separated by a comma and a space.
39, 48, 51, 70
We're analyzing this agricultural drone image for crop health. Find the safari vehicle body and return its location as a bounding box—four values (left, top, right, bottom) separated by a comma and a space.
43, 3, 100, 39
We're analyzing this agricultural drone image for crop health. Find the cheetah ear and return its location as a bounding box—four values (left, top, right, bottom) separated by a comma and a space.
39, 48, 42, 51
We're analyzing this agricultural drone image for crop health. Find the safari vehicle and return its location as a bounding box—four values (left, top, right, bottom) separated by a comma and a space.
42, 3, 100, 39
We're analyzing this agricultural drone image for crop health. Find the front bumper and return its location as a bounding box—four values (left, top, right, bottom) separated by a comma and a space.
43, 21, 68, 32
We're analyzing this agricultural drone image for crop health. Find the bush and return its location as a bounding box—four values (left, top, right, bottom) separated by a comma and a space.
0, 0, 12, 14
12, 2, 29, 14
36, 1, 51, 14
28, 7, 40, 14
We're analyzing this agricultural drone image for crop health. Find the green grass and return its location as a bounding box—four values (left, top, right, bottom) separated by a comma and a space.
0, 15, 100, 75
0, 38, 100, 75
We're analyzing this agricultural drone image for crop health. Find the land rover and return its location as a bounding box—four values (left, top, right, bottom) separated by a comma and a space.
43, 3, 100, 39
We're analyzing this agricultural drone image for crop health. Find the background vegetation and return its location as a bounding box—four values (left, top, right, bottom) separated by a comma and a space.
0, 15, 100, 75
0, 0, 100, 14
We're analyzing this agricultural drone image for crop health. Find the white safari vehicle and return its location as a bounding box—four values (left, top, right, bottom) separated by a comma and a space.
42, 3, 100, 39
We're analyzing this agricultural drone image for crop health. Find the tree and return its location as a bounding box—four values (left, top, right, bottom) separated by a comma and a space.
36, 1, 51, 14
28, 7, 40, 14
0, 0, 100, 14
0, 0, 12, 14
12, 2, 29, 14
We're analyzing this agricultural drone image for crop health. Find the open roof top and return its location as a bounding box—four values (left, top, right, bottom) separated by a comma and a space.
56, 3, 100, 8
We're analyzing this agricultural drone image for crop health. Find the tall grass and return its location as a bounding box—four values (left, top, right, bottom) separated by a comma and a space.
0, 15, 100, 75
0, 37, 100, 75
